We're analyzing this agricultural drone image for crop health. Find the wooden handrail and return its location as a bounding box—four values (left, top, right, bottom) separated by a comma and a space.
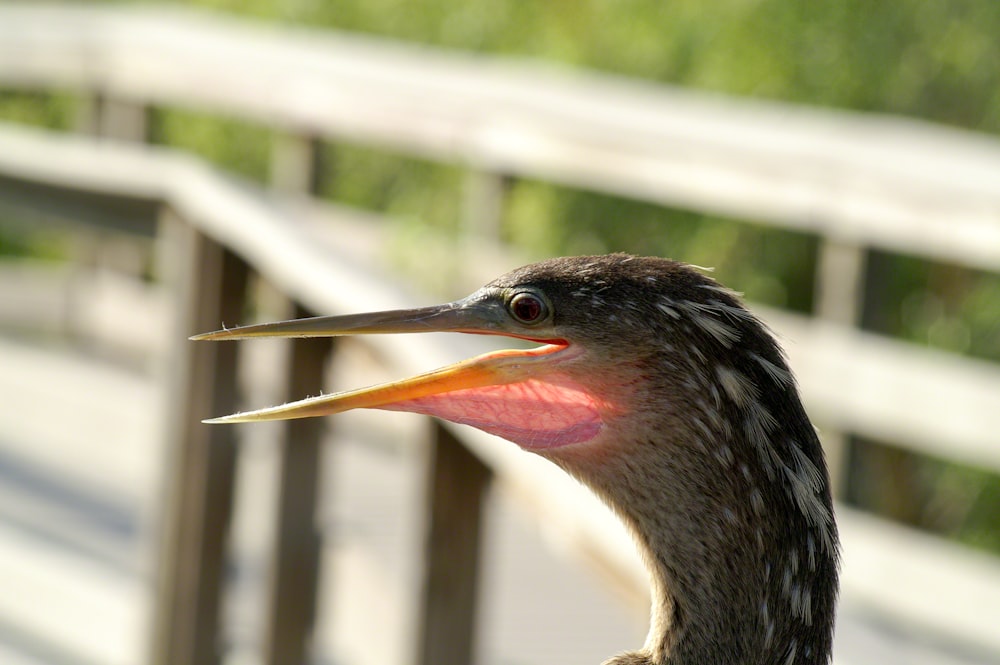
1, 4, 999, 268
3, 123, 999, 475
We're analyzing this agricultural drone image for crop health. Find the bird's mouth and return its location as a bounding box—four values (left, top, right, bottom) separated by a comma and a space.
193, 299, 606, 450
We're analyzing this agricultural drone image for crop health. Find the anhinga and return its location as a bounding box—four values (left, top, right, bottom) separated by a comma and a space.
195, 254, 839, 665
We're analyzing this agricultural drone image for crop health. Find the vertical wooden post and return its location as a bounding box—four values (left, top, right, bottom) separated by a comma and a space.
151, 210, 250, 665
271, 133, 325, 196
77, 91, 150, 142
71, 92, 151, 344
457, 169, 509, 291
850, 250, 921, 520
263, 303, 333, 665
261, 132, 329, 665
814, 239, 866, 327
813, 237, 867, 498
462, 170, 508, 243
416, 422, 492, 665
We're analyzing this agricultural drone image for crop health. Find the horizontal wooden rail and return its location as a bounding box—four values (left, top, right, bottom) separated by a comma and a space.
3, 123, 1000, 660
1, 3, 1000, 270
3, 124, 999, 474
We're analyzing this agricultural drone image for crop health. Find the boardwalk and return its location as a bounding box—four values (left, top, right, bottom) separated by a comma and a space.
1, 331, 997, 665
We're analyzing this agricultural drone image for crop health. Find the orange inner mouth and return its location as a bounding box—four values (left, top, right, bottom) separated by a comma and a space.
207, 342, 607, 450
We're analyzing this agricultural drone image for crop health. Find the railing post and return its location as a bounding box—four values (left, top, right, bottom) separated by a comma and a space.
813, 236, 866, 498
77, 90, 150, 142
457, 169, 510, 291
851, 250, 922, 522
416, 422, 492, 665
260, 132, 330, 664
271, 132, 325, 196
462, 170, 508, 244
263, 303, 334, 665
151, 209, 250, 665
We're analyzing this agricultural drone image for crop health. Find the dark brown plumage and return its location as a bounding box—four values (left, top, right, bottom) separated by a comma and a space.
197, 253, 839, 665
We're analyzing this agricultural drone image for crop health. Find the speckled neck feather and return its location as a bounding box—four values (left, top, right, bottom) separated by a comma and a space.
490, 255, 839, 665
204, 253, 842, 665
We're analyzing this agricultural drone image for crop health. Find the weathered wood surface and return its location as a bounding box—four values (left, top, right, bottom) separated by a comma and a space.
416, 422, 492, 665
263, 303, 333, 665
151, 217, 250, 665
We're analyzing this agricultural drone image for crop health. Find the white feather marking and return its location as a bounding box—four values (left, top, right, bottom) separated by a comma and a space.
745, 411, 780, 479
697, 283, 745, 299
656, 300, 681, 319
789, 442, 825, 491
750, 351, 794, 388
686, 342, 707, 364
806, 533, 817, 570
783, 443, 835, 552
708, 383, 722, 411
690, 415, 714, 447
800, 588, 813, 625
715, 444, 735, 467
690, 311, 740, 347
745, 407, 782, 480
784, 639, 798, 665
716, 366, 759, 408
755, 439, 783, 481
708, 299, 757, 325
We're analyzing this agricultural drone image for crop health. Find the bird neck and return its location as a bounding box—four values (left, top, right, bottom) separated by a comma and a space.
552, 413, 838, 665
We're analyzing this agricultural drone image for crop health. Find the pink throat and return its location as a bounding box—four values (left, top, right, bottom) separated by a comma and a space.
378, 376, 605, 449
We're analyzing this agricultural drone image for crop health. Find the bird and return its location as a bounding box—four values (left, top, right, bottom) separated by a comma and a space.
194, 253, 839, 665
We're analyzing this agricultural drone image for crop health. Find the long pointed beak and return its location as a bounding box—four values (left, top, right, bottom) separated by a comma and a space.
192, 297, 578, 427
191, 296, 503, 342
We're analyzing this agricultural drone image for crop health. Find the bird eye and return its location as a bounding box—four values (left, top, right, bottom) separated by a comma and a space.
508, 291, 548, 325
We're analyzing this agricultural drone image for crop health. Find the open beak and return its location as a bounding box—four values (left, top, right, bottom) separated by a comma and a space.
194, 294, 605, 449
192, 297, 571, 421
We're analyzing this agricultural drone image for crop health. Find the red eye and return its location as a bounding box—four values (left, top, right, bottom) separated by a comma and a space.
509, 292, 548, 324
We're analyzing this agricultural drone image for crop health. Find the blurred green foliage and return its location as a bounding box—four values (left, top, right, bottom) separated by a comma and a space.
184, 0, 1000, 132
1, 1, 998, 552
151, 108, 274, 182
0, 90, 76, 130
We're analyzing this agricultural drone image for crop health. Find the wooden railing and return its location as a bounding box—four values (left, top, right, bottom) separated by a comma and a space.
2, 4, 1000, 665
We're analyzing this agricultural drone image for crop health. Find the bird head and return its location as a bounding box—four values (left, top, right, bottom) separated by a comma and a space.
194, 254, 766, 454
196, 255, 669, 448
